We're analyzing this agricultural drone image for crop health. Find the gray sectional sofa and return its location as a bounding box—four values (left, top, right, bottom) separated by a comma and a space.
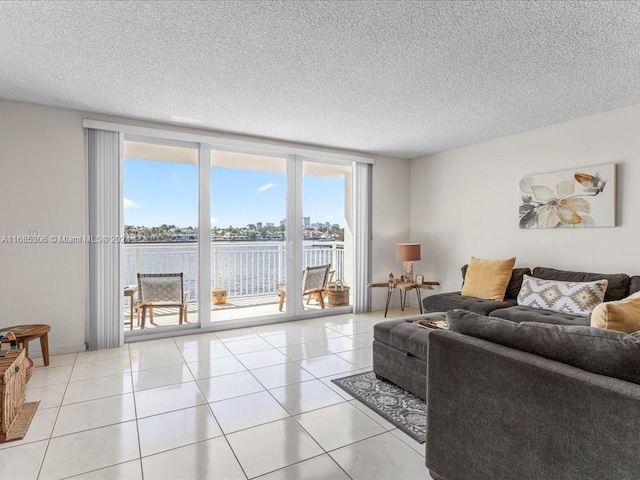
373, 267, 640, 401
372, 265, 640, 479
426, 310, 640, 480
424, 266, 640, 324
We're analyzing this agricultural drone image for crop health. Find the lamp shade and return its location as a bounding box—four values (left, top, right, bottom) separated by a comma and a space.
396, 243, 421, 261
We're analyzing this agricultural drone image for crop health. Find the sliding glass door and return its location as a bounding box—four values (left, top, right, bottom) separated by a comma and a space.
120, 138, 358, 336
122, 140, 199, 333
301, 160, 353, 311
209, 150, 288, 322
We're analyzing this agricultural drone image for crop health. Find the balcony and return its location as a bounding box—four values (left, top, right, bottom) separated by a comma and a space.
123, 241, 347, 330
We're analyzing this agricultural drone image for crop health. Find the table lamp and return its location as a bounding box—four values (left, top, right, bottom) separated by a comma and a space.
396, 243, 421, 282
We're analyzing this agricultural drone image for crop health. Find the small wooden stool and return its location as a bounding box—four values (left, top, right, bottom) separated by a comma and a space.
0, 325, 50, 367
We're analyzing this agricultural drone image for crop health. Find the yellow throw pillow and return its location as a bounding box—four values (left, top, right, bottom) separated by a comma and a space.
461, 257, 516, 301
590, 291, 640, 333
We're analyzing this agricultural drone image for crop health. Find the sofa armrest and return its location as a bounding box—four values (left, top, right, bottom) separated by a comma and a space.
426, 330, 640, 480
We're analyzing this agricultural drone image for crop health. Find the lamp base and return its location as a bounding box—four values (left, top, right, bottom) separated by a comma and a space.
402, 261, 414, 282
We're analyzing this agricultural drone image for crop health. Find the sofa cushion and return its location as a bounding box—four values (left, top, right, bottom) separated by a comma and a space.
491, 305, 591, 325
461, 257, 516, 301
517, 275, 607, 317
424, 292, 517, 316
629, 276, 640, 295
447, 309, 640, 385
590, 291, 640, 334
462, 265, 531, 300
532, 266, 629, 302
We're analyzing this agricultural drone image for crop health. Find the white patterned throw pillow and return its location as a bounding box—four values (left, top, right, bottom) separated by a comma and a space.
517, 275, 608, 317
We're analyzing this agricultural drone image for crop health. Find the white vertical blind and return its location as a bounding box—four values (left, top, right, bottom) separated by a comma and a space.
198, 145, 212, 327
87, 129, 123, 349
288, 156, 304, 315
353, 162, 372, 313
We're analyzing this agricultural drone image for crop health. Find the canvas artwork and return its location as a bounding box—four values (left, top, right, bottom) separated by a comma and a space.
519, 163, 615, 229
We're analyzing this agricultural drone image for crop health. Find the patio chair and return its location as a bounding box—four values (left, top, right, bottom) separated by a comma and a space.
278, 264, 331, 312
137, 273, 188, 329
310, 269, 335, 305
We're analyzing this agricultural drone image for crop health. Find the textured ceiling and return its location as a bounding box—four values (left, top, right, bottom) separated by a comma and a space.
1, 1, 639, 159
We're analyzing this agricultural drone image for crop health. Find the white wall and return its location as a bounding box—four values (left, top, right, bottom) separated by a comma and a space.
371, 156, 411, 310
0, 100, 87, 355
410, 103, 640, 295
0, 98, 409, 354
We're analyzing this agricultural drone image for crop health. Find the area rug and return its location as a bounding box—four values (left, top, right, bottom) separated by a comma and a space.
1, 401, 40, 443
332, 371, 426, 443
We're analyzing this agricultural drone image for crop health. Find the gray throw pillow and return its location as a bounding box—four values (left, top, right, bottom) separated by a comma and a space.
447, 309, 640, 385
532, 267, 629, 302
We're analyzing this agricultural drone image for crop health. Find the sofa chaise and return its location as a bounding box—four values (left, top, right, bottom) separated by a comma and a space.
426, 310, 640, 480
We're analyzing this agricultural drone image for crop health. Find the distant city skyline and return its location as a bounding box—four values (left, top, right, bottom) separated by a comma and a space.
123, 158, 346, 229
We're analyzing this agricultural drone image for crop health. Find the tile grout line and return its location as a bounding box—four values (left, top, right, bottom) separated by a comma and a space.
128, 345, 145, 480
36, 351, 79, 480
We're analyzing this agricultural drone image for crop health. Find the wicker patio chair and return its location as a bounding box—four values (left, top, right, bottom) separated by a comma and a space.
137, 273, 188, 328
278, 264, 331, 311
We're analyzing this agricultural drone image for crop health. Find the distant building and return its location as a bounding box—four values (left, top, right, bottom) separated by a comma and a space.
266, 222, 274, 227
256, 222, 262, 229
303, 216, 310, 228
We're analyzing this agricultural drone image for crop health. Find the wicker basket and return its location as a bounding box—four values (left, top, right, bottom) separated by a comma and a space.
24, 356, 34, 383
0, 349, 27, 442
327, 282, 350, 307
0, 330, 33, 383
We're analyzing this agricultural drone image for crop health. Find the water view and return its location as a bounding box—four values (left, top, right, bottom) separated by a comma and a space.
124, 241, 345, 302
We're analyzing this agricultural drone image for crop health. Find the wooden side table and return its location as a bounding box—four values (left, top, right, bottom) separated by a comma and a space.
0, 324, 50, 366
368, 281, 439, 317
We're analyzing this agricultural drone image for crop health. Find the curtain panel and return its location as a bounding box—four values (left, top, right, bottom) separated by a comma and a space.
353, 162, 372, 313
87, 129, 123, 349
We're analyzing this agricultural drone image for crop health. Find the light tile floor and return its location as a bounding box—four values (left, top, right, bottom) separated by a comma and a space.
5, 309, 434, 480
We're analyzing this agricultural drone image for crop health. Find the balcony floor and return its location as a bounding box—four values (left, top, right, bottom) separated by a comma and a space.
125, 294, 339, 331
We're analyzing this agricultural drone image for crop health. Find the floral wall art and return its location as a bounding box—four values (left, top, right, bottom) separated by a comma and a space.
519, 163, 616, 229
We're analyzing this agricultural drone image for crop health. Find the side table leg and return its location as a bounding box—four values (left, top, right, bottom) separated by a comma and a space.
416, 289, 423, 314
384, 286, 394, 317
40, 333, 50, 366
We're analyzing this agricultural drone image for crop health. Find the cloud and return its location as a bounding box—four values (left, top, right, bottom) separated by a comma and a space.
256, 183, 277, 194
211, 217, 218, 225
124, 198, 140, 209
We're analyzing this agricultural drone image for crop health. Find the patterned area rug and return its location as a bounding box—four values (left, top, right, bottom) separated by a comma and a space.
332, 371, 426, 443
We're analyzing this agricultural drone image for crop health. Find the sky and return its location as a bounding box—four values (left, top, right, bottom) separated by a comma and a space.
123, 158, 346, 228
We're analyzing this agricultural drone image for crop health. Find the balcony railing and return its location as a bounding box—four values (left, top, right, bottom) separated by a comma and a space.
123, 241, 345, 302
